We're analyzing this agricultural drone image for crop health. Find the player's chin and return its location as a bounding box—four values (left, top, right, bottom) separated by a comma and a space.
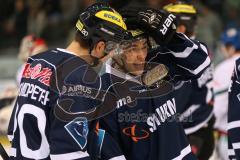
130, 69, 144, 76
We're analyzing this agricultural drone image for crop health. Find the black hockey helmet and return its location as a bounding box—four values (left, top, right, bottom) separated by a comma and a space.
163, 1, 197, 35
76, 3, 129, 48
129, 29, 146, 40
118, 29, 147, 50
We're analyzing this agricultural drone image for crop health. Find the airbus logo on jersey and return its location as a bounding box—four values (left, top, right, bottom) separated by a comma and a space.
147, 98, 176, 132
160, 14, 176, 35
22, 63, 52, 86
122, 124, 149, 142
61, 85, 92, 97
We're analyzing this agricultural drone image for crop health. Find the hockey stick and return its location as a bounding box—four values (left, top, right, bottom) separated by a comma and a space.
0, 143, 9, 160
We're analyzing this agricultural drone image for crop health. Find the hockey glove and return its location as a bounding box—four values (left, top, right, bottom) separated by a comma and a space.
121, 7, 177, 45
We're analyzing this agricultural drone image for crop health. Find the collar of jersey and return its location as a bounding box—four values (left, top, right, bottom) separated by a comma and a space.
57, 48, 76, 55
105, 63, 142, 84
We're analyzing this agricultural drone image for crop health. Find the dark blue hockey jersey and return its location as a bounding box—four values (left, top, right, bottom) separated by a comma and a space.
173, 65, 214, 135
147, 33, 211, 81
148, 33, 214, 135
7, 48, 104, 160
97, 70, 196, 160
228, 58, 240, 160
96, 33, 210, 160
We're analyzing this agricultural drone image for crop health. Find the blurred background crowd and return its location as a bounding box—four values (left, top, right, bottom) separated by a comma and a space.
0, 0, 240, 55
1, 0, 240, 159
0, 0, 240, 79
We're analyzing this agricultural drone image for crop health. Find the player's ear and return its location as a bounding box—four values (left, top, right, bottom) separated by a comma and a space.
176, 25, 186, 34
92, 41, 106, 58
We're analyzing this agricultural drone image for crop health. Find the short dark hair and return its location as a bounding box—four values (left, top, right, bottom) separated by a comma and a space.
75, 31, 90, 49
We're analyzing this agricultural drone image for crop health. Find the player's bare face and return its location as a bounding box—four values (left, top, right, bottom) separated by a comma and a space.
122, 39, 148, 76
221, 44, 236, 58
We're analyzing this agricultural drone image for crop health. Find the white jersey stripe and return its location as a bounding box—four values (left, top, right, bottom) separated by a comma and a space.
172, 145, 192, 160
109, 155, 127, 160
9, 147, 16, 157
8, 135, 13, 141
170, 43, 198, 58
177, 56, 211, 75
228, 120, 240, 130
233, 143, 240, 150
228, 149, 236, 156
184, 112, 213, 135
50, 151, 89, 160
200, 44, 208, 55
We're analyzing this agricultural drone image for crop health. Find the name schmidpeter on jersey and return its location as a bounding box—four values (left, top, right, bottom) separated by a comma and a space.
18, 82, 50, 105
17, 61, 52, 106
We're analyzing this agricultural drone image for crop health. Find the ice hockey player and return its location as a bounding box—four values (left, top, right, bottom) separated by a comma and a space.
217, 27, 240, 160
7, 3, 129, 160
163, 1, 215, 159
95, 6, 211, 160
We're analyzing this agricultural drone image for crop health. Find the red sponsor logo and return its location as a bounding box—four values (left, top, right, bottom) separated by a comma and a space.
191, 145, 199, 155
22, 63, 52, 86
122, 124, 149, 142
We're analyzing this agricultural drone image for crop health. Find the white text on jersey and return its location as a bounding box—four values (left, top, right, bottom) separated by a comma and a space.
147, 98, 176, 132
19, 82, 50, 105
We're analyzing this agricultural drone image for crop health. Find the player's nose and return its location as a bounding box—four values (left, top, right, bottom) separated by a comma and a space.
137, 51, 147, 62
